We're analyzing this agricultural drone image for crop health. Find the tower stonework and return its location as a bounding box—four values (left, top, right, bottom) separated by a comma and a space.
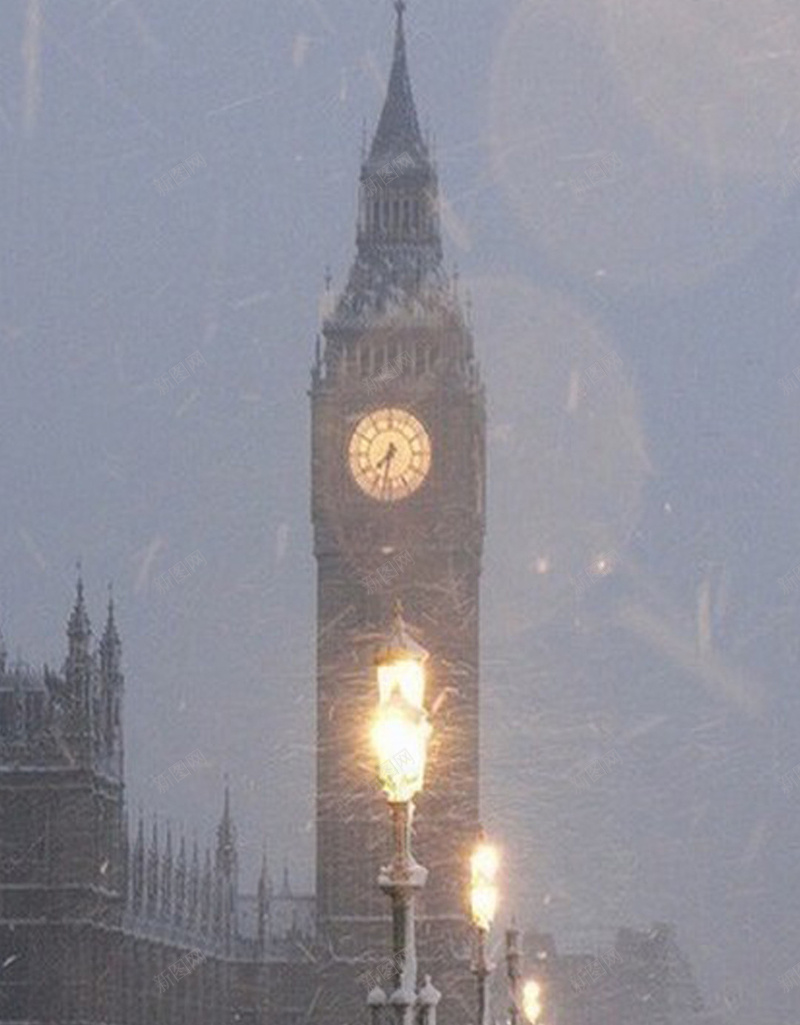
311, 6, 485, 1020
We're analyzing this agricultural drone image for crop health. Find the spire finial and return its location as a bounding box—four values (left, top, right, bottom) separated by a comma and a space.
102, 581, 121, 656
68, 560, 91, 642
395, 0, 406, 19
105, 581, 117, 630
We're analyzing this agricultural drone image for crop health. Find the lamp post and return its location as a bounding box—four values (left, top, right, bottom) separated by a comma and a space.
505, 923, 522, 1025
470, 831, 499, 1025
370, 603, 437, 1025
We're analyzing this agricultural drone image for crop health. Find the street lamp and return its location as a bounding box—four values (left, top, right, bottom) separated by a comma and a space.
505, 925, 545, 1025
470, 831, 499, 1025
370, 603, 437, 1025
521, 979, 542, 1024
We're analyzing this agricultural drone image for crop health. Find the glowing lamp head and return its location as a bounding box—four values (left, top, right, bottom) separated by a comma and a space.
469, 834, 499, 931
371, 695, 431, 801
372, 605, 431, 802
522, 979, 542, 1024
377, 657, 426, 709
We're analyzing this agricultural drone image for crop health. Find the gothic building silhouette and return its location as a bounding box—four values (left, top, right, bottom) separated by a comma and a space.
0, 582, 319, 1025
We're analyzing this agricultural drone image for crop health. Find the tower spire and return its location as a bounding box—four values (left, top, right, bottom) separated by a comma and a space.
325, 3, 445, 326
366, 0, 426, 172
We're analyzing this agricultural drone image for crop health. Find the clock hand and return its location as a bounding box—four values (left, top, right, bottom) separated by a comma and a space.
379, 442, 397, 495
375, 441, 397, 471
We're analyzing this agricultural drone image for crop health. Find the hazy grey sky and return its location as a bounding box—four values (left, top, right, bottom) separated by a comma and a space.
4, 1, 800, 1021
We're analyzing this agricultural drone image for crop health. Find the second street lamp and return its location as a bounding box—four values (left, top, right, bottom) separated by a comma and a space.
470, 832, 499, 1025
522, 979, 542, 1025
370, 603, 436, 1025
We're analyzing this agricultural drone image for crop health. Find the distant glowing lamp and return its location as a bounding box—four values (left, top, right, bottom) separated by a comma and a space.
522, 979, 542, 1024
469, 836, 499, 932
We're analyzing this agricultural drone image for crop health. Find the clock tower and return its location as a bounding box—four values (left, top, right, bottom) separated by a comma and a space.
311, 3, 485, 1018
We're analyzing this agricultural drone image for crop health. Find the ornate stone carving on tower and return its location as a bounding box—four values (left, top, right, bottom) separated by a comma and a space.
310, 5, 485, 1020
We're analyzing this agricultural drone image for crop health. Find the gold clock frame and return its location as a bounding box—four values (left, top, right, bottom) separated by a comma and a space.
348, 407, 432, 502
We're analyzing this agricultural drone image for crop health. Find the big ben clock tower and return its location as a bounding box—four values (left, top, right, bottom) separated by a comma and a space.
310, 3, 485, 1018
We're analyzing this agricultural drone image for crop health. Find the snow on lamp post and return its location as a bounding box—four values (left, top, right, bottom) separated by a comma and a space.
470, 831, 499, 1025
370, 602, 436, 1025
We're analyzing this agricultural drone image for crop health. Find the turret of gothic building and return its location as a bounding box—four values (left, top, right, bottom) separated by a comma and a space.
98, 588, 124, 777
201, 848, 213, 937
62, 574, 94, 764
146, 818, 160, 920
0, 578, 127, 784
257, 846, 271, 955
161, 824, 174, 922
215, 785, 239, 953
0, 585, 127, 916
174, 832, 187, 928
188, 837, 201, 933
131, 813, 145, 916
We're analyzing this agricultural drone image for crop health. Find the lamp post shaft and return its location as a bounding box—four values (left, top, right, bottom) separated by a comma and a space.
390, 801, 417, 1000
475, 929, 490, 1025
506, 926, 521, 1025
379, 800, 427, 1025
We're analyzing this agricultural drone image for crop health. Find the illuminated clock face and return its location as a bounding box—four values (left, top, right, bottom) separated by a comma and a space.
348, 407, 432, 502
